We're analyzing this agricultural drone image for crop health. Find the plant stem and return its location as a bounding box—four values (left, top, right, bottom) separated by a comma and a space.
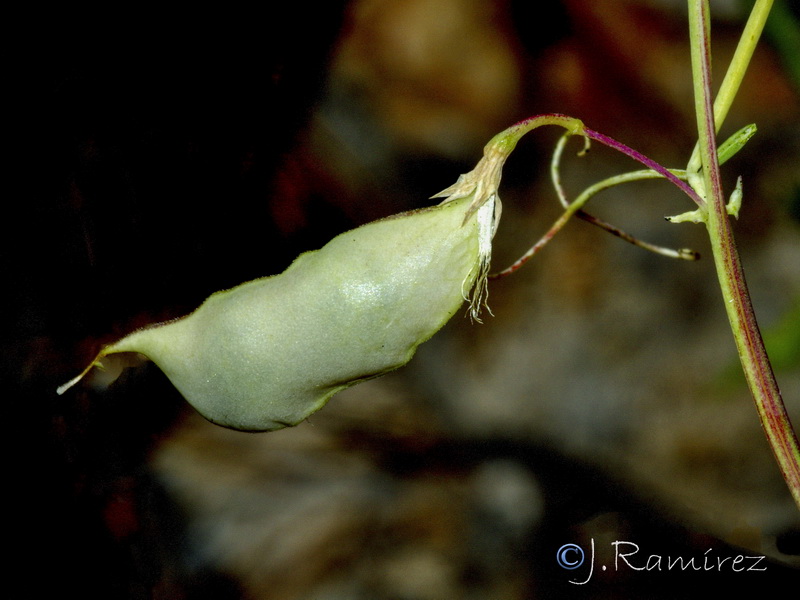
686, 0, 774, 175
491, 127, 702, 277
688, 0, 800, 509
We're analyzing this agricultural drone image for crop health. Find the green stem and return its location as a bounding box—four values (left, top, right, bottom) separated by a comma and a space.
686, 0, 774, 175
688, 0, 800, 509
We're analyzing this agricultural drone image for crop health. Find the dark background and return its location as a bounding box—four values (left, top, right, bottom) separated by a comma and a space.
9, 1, 800, 597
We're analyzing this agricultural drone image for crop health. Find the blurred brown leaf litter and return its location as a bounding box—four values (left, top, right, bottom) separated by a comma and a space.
13, 0, 800, 597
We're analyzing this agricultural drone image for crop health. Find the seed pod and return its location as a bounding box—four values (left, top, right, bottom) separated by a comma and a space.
58, 115, 591, 432
58, 192, 499, 431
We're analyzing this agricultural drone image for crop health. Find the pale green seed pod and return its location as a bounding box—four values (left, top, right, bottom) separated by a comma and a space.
58, 190, 499, 431
58, 115, 597, 432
